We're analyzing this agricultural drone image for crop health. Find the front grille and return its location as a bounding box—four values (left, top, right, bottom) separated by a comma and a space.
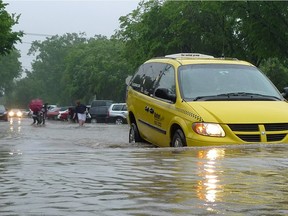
228, 123, 288, 143
267, 134, 286, 142
228, 124, 258, 132
265, 123, 288, 131
237, 135, 260, 142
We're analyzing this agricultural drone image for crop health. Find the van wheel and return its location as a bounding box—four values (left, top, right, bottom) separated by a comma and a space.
172, 129, 186, 147
129, 123, 141, 143
115, 117, 124, 125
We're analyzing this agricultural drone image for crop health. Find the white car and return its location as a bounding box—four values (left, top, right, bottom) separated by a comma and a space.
107, 103, 128, 124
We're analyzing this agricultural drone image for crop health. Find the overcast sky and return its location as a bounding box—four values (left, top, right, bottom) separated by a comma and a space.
4, 0, 140, 70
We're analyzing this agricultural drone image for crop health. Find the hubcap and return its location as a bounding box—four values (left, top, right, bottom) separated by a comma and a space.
129, 128, 135, 143
174, 138, 182, 147
116, 119, 123, 124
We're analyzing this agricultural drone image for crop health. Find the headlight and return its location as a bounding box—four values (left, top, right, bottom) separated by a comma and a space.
192, 123, 225, 137
8, 111, 14, 117
16, 111, 22, 117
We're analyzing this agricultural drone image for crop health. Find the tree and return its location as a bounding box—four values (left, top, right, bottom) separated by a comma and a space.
260, 58, 288, 92
0, 49, 22, 97
0, 1, 23, 99
63, 35, 132, 104
27, 33, 88, 104
12, 33, 132, 106
0, 1, 23, 55
116, 1, 288, 67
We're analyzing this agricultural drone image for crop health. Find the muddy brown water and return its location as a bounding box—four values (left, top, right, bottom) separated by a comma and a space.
0, 118, 288, 216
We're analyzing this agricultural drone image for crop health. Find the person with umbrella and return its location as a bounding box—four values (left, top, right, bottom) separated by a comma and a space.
29, 99, 43, 125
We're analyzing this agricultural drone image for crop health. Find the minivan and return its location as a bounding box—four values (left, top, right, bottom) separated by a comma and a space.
126, 53, 288, 147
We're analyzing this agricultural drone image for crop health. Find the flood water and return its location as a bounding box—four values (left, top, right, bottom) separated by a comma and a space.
0, 118, 288, 216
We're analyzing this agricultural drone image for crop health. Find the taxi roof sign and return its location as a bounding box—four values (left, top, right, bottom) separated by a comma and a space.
165, 53, 214, 59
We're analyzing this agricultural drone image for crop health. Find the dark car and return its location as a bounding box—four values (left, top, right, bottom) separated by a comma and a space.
0, 105, 8, 121
89, 100, 113, 123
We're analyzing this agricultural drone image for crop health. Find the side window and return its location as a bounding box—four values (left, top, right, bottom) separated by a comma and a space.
155, 64, 175, 94
130, 63, 171, 97
122, 105, 127, 111
112, 105, 122, 111
130, 65, 144, 92
142, 63, 160, 96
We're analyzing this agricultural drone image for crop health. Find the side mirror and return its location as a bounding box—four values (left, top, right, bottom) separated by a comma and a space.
155, 88, 176, 103
282, 87, 288, 99
125, 76, 132, 85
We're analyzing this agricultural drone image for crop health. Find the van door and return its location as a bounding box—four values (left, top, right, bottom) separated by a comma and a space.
150, 64, 176, 147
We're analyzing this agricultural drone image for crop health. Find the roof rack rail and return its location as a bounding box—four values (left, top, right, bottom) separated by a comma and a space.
165, 53, 214, 59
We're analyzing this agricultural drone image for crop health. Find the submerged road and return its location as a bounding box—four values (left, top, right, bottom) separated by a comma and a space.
0, 118, 288, 216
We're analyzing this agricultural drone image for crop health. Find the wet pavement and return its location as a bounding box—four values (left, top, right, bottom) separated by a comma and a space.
0, 118, 288, 215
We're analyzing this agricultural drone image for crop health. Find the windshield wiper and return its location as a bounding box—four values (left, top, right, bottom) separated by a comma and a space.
217, 92, 282, 100
193, 92, 282, 101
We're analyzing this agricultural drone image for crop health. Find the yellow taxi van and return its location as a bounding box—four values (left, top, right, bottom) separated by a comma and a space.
126, 53, 288, 147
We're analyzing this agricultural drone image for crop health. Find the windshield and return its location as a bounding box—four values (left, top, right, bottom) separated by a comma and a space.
178, 64, 282, 101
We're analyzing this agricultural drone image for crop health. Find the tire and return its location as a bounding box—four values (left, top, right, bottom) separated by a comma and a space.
171, 129, 186, 147
115, 117, 124, 125
129, 123, 142, 143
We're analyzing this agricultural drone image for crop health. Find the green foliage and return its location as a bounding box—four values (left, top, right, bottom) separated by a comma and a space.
0, 1, 23, 101
10, 34, 133, 107
27, 33, 89, 105
0, 49, 22, 96
6, 1, 288, 107
0, 1, 23, 55
63, 36, 132, 103
260, 58, 288, 92
116, 1, 288, 67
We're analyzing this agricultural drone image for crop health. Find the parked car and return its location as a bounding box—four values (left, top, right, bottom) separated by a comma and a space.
57, 107, 76, 121
89, 100, 113, 123
0, 105, 8, 121
8, 109, 23, 118
22, 109, 31, 117
57, 108, 70, 121
106, 103, 128, 124
46, 107, 61, 120
47, 107, 68, 120
126, 53, 288, 147
58, 106, 91, 123
48, 104, 57, 110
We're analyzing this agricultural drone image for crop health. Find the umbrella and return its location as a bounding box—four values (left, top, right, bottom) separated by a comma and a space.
29, 99, 43, 112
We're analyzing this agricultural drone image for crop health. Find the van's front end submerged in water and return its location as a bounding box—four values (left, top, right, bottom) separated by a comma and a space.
183, 101, 288, 146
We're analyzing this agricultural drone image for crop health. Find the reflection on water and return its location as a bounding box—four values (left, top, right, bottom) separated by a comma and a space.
9, 118, 22, 133
0, 119, 288, 215
197, 148, 225, 203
